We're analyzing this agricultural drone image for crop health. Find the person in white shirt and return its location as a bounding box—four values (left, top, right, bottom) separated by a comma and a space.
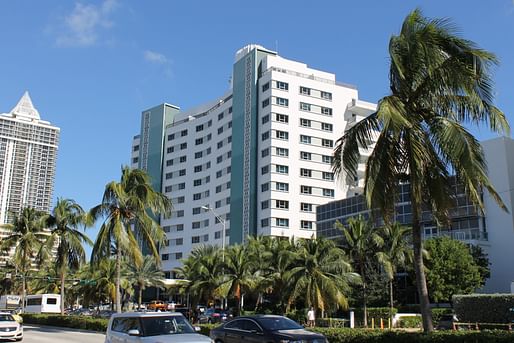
307, 307, 315, 327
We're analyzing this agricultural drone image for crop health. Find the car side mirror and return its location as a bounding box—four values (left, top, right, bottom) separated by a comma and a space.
194, 326, 201, 332
127, 329, 140, 336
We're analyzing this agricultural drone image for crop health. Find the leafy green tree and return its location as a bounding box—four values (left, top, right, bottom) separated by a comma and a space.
424, 237, 483, 303
127, 255, 164, 310
30, 264, 60, 294
333, 9, 508, 331
337, 215, 382, 326
90, 167, 172, 312
45, 198, 92, 314
0, 208, 49, 305
469, 245, 490, 285
377, 222, 412, 322
286, 238, 360, 317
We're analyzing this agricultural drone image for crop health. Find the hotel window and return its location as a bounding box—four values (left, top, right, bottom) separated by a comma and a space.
276, 218, 289, 227
275, 165, 289, 174
300, 135, 311, 144
300, 102, 311, 111
132, 157, 138, 164
323, 188, 335, 197
178, 183, 185, 190
176, 224, 184, 231
192, 236, 200, 244
301, 203, 313, 212
194, 165, 202, 173
262, 82, 270, 92
218, 112, 224, 120
180, 143, 187, 150
193, 193, 201, 200
262, 148, 270, 158
323, 172, 334, 181
194, 179, 202, 186
275, 81, 289, 90
262, 114, 270, 124
176, 210, 184, 217
176, 196, 185, 204
276, 147, 289, 157
162, 254, 169, 261
262, 131, 270, 141
276, 130, 288, 140
175, 253, 183, 260
301, 185, 312, 194
300, 151, 312, 160
229, 107, 232, 113
216, 185, 222, 193
300, 86, 311, 95
192, 207, 201, 215
215, 231, 221, 239
207, 120, 212, 127
195, 138, 203, 145
275, 182, 289, 192
322, 123, 333, 132
195, 151, 203, 159
216, 170, 223, 178
276, 113, 288, 123
167, 134, 175, 141
217, 155, 223, 163
275, 200, 289, 209
322, 155, 333, 164
192, 221, 201, 229
261, 166, 269, 175
261, 183, 270, 192
300, 168, 312, 177
321, 107, 333, 116
217, 141, 223, 149
275, 97, 289, 107
261, 218, 270, 227
196, 124, 204, 132
179, 169, 186, 176
301, 221, 313, 230
215, 200, 222, 208
181, 129, 188, 137
218, 127, 224, 134
228, 121, 232, 128
179, 156, 187, 163
261, 200, 269, 209
262, 98, 270, 108
167, 147, 174, 154
321, 91, 332, 100
300, 118, 311, 127
322, 139, 333, 147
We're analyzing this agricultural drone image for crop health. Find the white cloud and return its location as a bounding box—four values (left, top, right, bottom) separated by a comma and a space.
56, 0, 118, 47
143, 50, 169, 64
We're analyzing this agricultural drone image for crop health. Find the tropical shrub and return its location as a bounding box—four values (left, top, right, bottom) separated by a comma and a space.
21, 314, 108, 332
453, 294, 514, 323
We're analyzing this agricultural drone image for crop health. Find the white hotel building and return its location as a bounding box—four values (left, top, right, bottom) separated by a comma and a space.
131, 45, 375, 275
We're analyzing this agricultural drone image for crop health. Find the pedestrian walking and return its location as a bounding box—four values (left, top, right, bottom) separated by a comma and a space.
307, 307, 315, 327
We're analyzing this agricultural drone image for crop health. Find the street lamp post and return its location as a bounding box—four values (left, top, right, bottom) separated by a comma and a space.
201, 205, 226, 309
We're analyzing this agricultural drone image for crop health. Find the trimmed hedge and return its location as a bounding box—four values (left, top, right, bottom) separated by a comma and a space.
396, 316, 422, 328
453, 294, 514, 323
22, 314, 108, 332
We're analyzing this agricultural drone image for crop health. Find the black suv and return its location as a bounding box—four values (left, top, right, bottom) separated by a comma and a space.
210, 315, 327, 343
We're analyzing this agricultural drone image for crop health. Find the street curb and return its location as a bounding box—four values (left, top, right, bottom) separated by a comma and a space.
24, 324, 106, 335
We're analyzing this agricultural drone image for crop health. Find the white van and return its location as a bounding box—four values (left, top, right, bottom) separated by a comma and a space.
24, 294, 61, 314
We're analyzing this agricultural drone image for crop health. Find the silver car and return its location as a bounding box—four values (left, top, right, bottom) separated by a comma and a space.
105, 312, 212, 343
0, 312, 23, 341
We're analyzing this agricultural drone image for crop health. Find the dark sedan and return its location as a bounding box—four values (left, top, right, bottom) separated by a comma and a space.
210, 315, 327, 343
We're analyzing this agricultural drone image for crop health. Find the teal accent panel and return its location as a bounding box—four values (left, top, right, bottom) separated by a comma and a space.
230, 47, 275, 245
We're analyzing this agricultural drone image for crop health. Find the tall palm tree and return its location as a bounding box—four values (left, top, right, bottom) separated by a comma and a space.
333, 9, 509, 331
286, 238, 359, 317
0, 208, 49, 306
90, 166, 172, 313
127, 255, 164, 310
377, 222, 412, 324
222, 244, 258, 316
337, 215, 382, 327
45, 198, 92, 314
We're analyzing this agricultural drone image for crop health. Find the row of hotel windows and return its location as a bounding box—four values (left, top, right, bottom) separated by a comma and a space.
169, 207, 231, 218
261, 131, 333, 147
164, 180, 230, 193
260, 217, 314, 230
167, 135, 232, 153
262, 81, 332, 101
262, 113, 334, 132
260, 164, 334, 180
168, 121, 232, 141
262, 97, 333, 116
261, 200, 314, 211
261, 182, 334, 197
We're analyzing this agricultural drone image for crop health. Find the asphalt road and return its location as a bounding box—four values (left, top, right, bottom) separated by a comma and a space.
18, 325, 105, 343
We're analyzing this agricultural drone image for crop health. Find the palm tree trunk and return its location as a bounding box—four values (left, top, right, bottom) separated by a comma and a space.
361, 262, 367, 328
116, 249, 122, 313
138, 286, 143, 310
389, 279, 394, 327
22, 274, 26, 312
412, 208, 433, 332
60, 270, 66, 315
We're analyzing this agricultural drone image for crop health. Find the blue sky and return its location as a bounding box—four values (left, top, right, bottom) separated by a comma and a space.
1, 0, 513, 256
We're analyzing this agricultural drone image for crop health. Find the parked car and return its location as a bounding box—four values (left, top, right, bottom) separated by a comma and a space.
147, 300, 167, 311
436, 314, 459, 330
198, 308, 231, 324
0, 312, 23, 341
210, 315, 327, 343
104, 312, 211, 343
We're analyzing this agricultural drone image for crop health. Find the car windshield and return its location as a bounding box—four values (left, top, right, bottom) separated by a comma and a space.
0, 315, 15, 322
141, 316, 195, 336
258, 317, 303, 331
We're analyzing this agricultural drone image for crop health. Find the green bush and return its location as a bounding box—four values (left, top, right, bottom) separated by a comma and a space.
22, 314, 108, 332
453, 294, 514, 323
431, 308, 453, 324
197, 323, 218, 336
397, 316, 422, 328
354, 307, 397, 327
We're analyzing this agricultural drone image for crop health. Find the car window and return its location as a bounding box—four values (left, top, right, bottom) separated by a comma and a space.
225, 319, 244, 330
243, 320, 262, 332
141, 315, 195, 336
258, 317, 303, 331
0, 315, 15, 321
111, 318, 140, 333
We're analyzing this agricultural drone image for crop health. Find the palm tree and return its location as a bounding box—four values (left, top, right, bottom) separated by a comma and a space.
286, 238, 359, 317
45, 198, 92, 314
90, 166, 172, 313
30, 264, 60, 294
222, 244, 258, 316
0, 208, 49, 306
377, 222, 412, 324
127, 255, 164, 310
337, 215, 382, 327
333, 9, 509, 331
